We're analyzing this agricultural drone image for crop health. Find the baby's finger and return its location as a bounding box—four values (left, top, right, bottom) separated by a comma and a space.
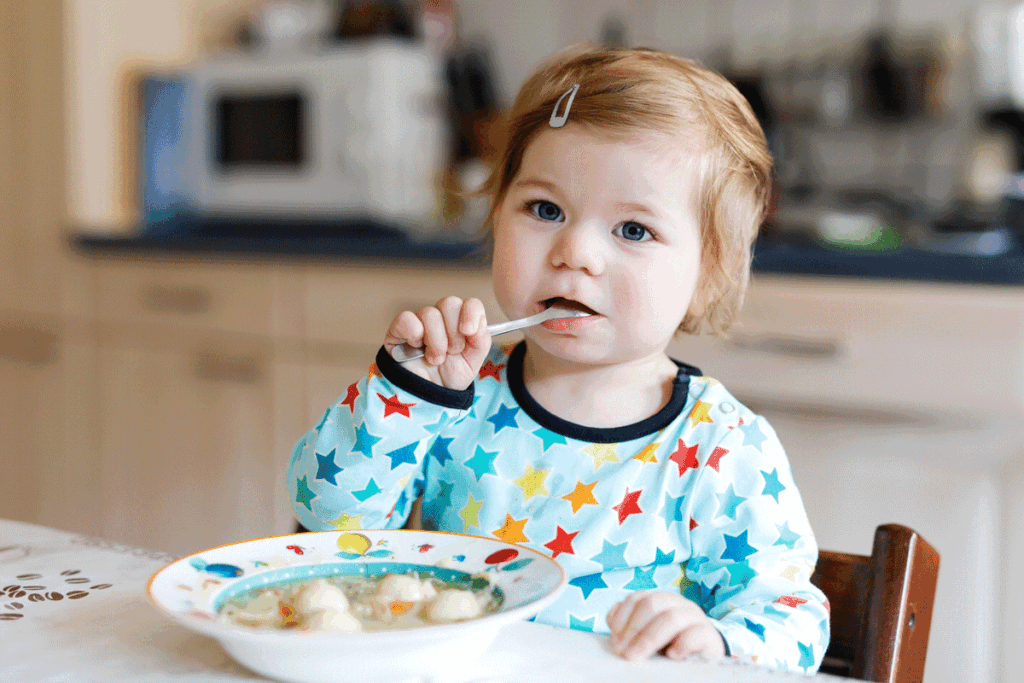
618, 610, 685, 662
665, 623, 726, 661
418, 306, 448, 365
458, 298, 486, 337
434, 296, 466, 356
385, 310, 425, 349
607, 591, 656, 654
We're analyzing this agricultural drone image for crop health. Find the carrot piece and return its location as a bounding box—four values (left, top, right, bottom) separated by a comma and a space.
390, 601, 414, 615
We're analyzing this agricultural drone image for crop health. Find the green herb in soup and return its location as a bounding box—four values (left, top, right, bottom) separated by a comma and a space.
217, 571, 502, 632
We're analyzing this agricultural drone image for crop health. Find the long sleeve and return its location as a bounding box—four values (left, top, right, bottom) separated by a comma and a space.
287, 347, 474, 531
681, 415, 830, 673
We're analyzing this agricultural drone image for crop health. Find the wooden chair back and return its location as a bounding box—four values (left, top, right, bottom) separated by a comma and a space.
811, 524, 940, 683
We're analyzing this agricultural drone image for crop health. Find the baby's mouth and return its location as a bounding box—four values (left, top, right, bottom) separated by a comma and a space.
542, 297, 598, 316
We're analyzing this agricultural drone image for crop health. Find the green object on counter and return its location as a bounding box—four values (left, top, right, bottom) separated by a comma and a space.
815, 218, 901, 251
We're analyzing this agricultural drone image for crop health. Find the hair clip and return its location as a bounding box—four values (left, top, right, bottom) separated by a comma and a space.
549, 84, 579, 128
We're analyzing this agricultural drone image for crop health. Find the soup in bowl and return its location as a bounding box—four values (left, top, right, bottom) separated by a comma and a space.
147, 529, 566, 683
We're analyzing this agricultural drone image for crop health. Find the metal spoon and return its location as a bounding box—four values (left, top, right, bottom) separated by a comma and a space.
390, 306, 590, 363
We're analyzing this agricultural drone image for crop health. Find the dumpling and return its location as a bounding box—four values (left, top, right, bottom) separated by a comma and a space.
375, 573, 437, 603
294, 578, 350, 614
301, 607, 362, 632
426, 589, 483, 623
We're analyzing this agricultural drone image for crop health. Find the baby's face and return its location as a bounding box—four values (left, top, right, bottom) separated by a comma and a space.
491, 125, 702, 366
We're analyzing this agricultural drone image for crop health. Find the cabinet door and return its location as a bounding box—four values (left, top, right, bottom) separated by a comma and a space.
0, 0, 64, 315
96, 330, 280, 557
0, 316, 63, 523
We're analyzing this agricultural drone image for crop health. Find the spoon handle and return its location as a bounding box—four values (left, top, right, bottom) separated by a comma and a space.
390, 310, 563, 363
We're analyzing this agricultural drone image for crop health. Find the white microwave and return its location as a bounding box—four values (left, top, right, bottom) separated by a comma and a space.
141, 41, 449, 237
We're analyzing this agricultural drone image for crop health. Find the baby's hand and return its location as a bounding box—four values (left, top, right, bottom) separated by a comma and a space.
384, 297, 490, 391
606, 591, 726, 663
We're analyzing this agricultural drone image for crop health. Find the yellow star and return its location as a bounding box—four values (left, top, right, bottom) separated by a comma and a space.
326, 512, 364, 530
562, 480, 600, 513
460, 495, 483, 530
633, 441, 662, 464
492, 514, 530, 544
780, 565, 801, 582
515, 464, 550, 501
688, 400, 714, 428
584, 443, 619, 469
696, 376, 720, 386
672, 564, 694, 592
397, 473, 411, 488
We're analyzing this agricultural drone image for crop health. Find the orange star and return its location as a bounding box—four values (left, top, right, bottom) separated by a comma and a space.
492, 514, 529, 544
368, 362, 382, 379
612, 487, 643, 525
706, 446, 729, 472
378, 393, 415, 418
500, 342, 519, 356
562, 480, 599, 513
633, 442, 661, 464
340, 382, 359, 413
478, 360, 505, 381
669, 439, 699, 476
543, 526, 579, 559
775, 595, 809, 609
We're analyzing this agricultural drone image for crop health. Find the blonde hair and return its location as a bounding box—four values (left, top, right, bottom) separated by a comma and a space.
484, 44, 772, 336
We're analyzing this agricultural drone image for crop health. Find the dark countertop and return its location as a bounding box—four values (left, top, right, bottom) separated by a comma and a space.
69, 217, 1024, 285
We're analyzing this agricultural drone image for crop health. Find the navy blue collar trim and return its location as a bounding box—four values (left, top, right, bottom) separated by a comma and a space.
506, 341, 701, 444
375, 346, 475, 410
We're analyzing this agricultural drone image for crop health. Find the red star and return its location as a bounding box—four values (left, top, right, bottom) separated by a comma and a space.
775, 595, 808, 609
669, 439, 700, 476
612, 487, 643, 525
689, 517, 699, 531
543, 526, 579, 559
378, 393, 415, 418
728, 416, 746, 430
340, 382, 360, 413
822, 598, 831, 615
478, 360, 505, 381
706, 446, 729, 472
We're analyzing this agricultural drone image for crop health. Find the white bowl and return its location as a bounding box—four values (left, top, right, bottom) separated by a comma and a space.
147, 529, 567, 683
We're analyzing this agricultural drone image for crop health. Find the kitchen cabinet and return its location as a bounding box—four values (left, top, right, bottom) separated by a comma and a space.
94, 324, 282, 558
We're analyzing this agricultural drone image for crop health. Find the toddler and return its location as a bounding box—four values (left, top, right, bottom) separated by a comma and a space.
289, 44, 829, 672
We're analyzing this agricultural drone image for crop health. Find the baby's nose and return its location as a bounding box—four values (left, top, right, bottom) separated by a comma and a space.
550, 222, 606, 275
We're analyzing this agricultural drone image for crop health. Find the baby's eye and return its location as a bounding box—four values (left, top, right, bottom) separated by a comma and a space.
530, 200, 564, 222
615, 221, 652, 242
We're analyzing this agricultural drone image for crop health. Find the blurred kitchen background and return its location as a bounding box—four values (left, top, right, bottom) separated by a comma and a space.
3, 2, 1024, 683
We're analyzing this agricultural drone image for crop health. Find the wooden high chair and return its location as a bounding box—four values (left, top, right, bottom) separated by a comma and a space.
811, 524, 940, 683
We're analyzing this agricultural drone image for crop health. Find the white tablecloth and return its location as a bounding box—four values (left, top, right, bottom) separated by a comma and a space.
1, 519, 842, 682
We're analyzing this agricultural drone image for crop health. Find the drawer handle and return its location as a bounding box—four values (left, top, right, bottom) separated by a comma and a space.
0, 324, 59, 366
192, 350, 263, 384
726, 333, 843, 360
141, 285, 211, 315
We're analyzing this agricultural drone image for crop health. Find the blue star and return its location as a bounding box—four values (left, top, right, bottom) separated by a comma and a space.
315, 409, 330, 430
295, 476, 317, 511
654, 547, 676, 565
744, 618, 767, 641
762, 604, 791, 623
569, 573, 608, 599
688, 581, 719, 610
422, 414, 447, 433
774, 521, 800, 549
394, 488, 409, 517
660, 492, 686, 527
435, 479, 455, 510
686, 555, 711, 574
351, 422, 381, 458
352, 478, 382, 502
715, 484, 746, 520
624, 565, 658, 590
761, 468, 786, 503
386, 443, 418, 470
569, 614, 596, 631
725, 560, 757, 586
464, 446, 499, 482
797, 641, 815, 672
740, 421, 767, 450
487, 403, 519, 434
721, 530, 757, 562
533, 427, 567, 451
427, 435, 455, 467
590, 539, 629, 571
315, 448, 342, 485
468, 394, 482, 419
